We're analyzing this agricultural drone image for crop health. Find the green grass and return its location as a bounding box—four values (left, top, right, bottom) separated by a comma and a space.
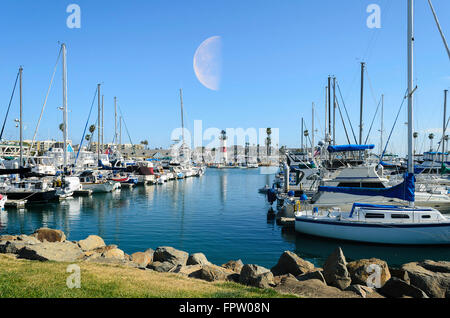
0, 255, 294, 298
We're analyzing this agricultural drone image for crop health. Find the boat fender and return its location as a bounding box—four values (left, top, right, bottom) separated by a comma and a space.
295, 200, 301, 212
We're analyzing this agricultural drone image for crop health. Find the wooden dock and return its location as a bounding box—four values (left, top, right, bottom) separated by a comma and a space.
73, 189, 93, 197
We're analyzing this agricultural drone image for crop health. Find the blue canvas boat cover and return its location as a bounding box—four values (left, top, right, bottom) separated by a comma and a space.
318, 172, 415, 202
327, 144, 375, 153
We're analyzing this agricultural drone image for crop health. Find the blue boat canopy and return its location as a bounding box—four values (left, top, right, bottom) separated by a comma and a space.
327, 144, 375, 153
318, 172, 415, 203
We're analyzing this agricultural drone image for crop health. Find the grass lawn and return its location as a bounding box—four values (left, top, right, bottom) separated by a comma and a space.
0, 254, 294, 298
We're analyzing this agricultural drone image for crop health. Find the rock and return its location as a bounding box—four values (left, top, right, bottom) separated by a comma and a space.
102, 248, 125, 260
189, 265, 236, 282
77, 235, 105, 251
93, 244, 118, 254
379, 277, 428, 298
0, 241, 27, 254
322, 247, 351, 290
0, 235, 18, 241
347, 258, 391, 288
31, 228, 66, 243
148, 261, 176, 272
153, 246, 188, 267
345, 284, 368, 298
17, 241, 83, 262
131, 251, 153, 268
172, 264, 203, 276
271, 251, 315, 276
17, 235, 41, 244
239, 264, 274, 288
402, 261, 450, 298
187, 253, 210, 266
254, 271, 275, 288
274, 274, 358, 298
296, 270, 326, 284
222, 259, 244, 273
389, 268, 410, 284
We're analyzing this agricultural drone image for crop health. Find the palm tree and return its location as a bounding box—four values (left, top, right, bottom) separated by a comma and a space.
266, 128, 272, 157
59, 123, 65, 132
140, 140, 149, 150
89, 124, 96, 134
429, 133, 435, 151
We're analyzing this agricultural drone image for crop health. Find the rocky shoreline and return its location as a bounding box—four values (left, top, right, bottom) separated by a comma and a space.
1, 228, 449, 298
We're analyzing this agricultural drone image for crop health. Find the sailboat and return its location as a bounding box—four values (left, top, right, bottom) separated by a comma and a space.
294, 0, 450, 245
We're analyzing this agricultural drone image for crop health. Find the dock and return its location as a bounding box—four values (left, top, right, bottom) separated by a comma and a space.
5, 200, 27, 208
73, 189, 93, 197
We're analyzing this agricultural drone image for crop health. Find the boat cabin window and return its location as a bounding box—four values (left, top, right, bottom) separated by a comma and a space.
364, 213, 385, 219
391, 214, 410, 219
421, 215, 431, 219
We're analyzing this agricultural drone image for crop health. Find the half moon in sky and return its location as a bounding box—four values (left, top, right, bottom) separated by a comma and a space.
193, 36, 222, 91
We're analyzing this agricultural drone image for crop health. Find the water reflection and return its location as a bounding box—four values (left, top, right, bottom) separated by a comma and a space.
1, 169, 449, 268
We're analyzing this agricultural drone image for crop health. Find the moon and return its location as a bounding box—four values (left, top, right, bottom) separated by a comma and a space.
193, 36, 222, 91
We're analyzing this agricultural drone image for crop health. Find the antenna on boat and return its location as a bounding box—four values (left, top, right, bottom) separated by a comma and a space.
359, 62, 365, 146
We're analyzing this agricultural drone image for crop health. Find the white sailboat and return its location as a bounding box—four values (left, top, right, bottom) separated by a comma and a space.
294, 0, 450, 245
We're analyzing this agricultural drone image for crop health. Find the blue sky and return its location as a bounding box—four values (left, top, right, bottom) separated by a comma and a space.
0, 0, 449, 154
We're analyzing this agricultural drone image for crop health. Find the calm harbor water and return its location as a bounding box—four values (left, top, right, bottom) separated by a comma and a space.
1, 168, 449, 268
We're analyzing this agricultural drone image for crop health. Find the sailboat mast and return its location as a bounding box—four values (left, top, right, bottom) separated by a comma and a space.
62, 43, 68, 170
101, 94, 104, 152
312, 102, 315, 153
180, 88, 185, 146
359, 62, 365, 145
380, 94, 384, 156
333, 77, 336, 146
407, 0, 414, 177
19, 66, 23, 168
114, 96, 117, 145
442, 90, 448, 163
97, 83, 101, 163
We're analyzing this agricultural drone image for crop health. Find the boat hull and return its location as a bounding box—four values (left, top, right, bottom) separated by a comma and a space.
295, 216, 450, 245
0, 190, 58, 203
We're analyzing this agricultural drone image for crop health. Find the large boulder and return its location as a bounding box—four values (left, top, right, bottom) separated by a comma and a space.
187, 253, 210, 266
322, 247, 351, 290
172, 264, 203, 276
131, 251, 153, 268
148, 261, 176, 272
0, 235, 41, 254
378, 277, 428, 298
347, 258, 391, 288
296, 270, 326, 284
77, 235, 105, 251
102, 248, 125, 260
401, 260, 450, 298
271, 251, 315, 276
274, 274, 357, 298
189, 265, 236, 282
31, 228, 66, 243
389, 268, 410, 285
222, 259, 244, 273
153, 246, 188, 267
239, 264, 275, 288
17, 241, 83, 262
